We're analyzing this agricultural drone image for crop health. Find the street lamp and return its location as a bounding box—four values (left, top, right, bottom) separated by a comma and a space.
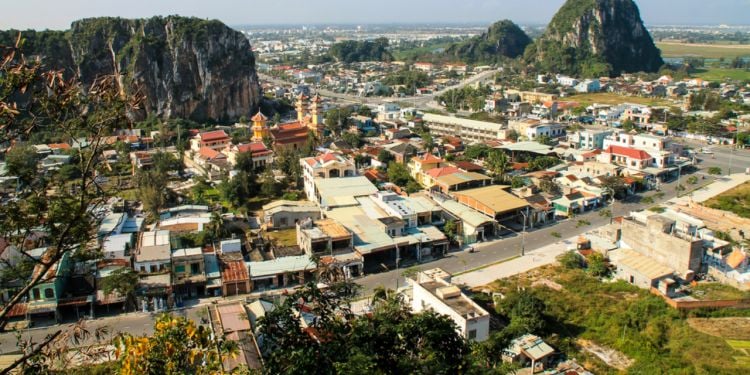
519, 210, 528, 256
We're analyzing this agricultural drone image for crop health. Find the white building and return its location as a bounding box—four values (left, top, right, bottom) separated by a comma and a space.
602, 131, 680, 168
422, 113, 507, 144
134, 230, 171, 273
409, 268, 490, 342
301, 153, 357, 201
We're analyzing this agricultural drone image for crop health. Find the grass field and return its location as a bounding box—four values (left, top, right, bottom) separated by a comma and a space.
692, 68, 750, 82
567, 92, 672, 107
688, 318, 750, 340
692, 283, 750, 300
704, 182, 750, 219
657, 42, 750, 59
480, 266, 750, 373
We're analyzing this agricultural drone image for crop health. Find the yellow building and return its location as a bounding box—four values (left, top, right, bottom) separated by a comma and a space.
251, 111, 269, 142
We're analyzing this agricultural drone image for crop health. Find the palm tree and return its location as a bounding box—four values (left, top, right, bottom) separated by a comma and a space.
208, 211, 225, 242
487, 150, 510, 183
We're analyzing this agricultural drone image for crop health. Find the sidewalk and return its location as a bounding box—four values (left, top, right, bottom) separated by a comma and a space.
453, 235, 580, 288
674, 173, 750, 204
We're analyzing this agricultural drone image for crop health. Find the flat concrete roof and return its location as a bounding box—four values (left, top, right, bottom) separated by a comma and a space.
315, 176, 378, 207
612, 248, 674, 280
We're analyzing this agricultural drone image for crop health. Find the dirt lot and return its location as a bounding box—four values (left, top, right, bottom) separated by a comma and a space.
688, 317, 750, 340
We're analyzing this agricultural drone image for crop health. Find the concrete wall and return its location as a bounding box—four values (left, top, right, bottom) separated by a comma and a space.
410, 280, 489, 342
620, 219, 703, 279
267, 210, 321, 229
615, 263, 661, 290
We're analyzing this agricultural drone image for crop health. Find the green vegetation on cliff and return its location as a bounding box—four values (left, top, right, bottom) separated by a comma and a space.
445, 20, 532, 64
0, 16, 261, 122
525, 0, 663, 76
328, 37, 393, 63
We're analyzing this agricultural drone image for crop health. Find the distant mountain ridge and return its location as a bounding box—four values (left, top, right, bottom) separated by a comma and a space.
0, 16, 261, 122
525, 0, 664, 76
445, 20, 532, 64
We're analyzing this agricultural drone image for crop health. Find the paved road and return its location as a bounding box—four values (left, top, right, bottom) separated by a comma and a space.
0, 153, 728, 353
259, 69, 499, 109
354, 171, 699, 295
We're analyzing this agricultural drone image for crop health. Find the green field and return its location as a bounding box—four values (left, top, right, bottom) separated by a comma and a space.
657, 42, 750, 59
692, 68, 750, 82
568, 92, 672, 107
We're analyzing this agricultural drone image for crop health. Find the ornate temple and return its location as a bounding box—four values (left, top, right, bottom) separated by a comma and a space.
252, 93, 325, 150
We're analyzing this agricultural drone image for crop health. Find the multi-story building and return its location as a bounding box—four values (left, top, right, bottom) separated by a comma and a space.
602, 131, 680, 168
567, 128, 614, 150
171, 247, 206, 298
190, 130, 231, 153
409, 268, 490, 342
225, 142, 273, 171
422, 113, 506, 144
134, 230, 171, 274
301, 152, 357, 200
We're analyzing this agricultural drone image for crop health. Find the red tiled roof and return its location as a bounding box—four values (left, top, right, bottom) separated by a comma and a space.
199, 147, 225, 160
236, 142, 271, 155
221, 260, 249, 282
425, 167, 460, 179
251, 111, 268, 122
582, 149, 603, 158
727, 250, 746, 269
199, 130, 229, 142
452, 161, 482, 172
6, 302, 27, 318
604, 145, 651, 160
319, 153, 339, 163
511, 162, 529, 171
412, 153, 443, 164
48, 143, 71, 150
364, 169, 386, 182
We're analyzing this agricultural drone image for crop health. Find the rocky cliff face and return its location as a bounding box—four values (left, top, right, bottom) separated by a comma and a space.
528, 0, 663, 76
446, 20, 531, 64
1, 16, 261, 122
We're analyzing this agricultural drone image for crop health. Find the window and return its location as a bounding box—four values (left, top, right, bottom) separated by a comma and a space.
44, 288, 54, 299
33, 288, 40, 300
191, 263, 200, 275
629, 275, 635, 284
468, 329, 477, 340
175, 265, 186, 274
140, 266, 146, 272
150, 265, 157, 273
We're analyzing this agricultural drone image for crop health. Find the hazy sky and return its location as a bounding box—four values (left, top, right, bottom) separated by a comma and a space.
3, 0, 750, 30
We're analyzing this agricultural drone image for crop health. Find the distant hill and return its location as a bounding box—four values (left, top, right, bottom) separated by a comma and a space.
524, 0, 664, 77
328, 37, 393, 63
0, 16, 261, 122
445, 20, 532, 64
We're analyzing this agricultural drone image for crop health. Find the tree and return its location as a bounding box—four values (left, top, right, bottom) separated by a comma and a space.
506, 129, 520, 142
114, 314, 237, 375
708, 167, 722, 175
586, 252, 610, 277
599, 175, 627, 199
258, 282, 470, 374
100, 267, 139, 311
536, 134, 553, 146
341, 132, 361, 148
260, 168, 279, 198
0, 38, 142, 371
137, 170, 170, 219
387, 161, 412, 187
621, 119, 637, 132
443, 219, 458, 244
539, 178, 561, 196
421, 131, 435, 153
486, 150, 510, 183
528, 156, 560, 171
377, 149, 395, 164
4, 145, 40, 186
511, 176, 525, 189
206, 211, 226, 242
499, 290, 547, 335
558, 251, 583, 270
